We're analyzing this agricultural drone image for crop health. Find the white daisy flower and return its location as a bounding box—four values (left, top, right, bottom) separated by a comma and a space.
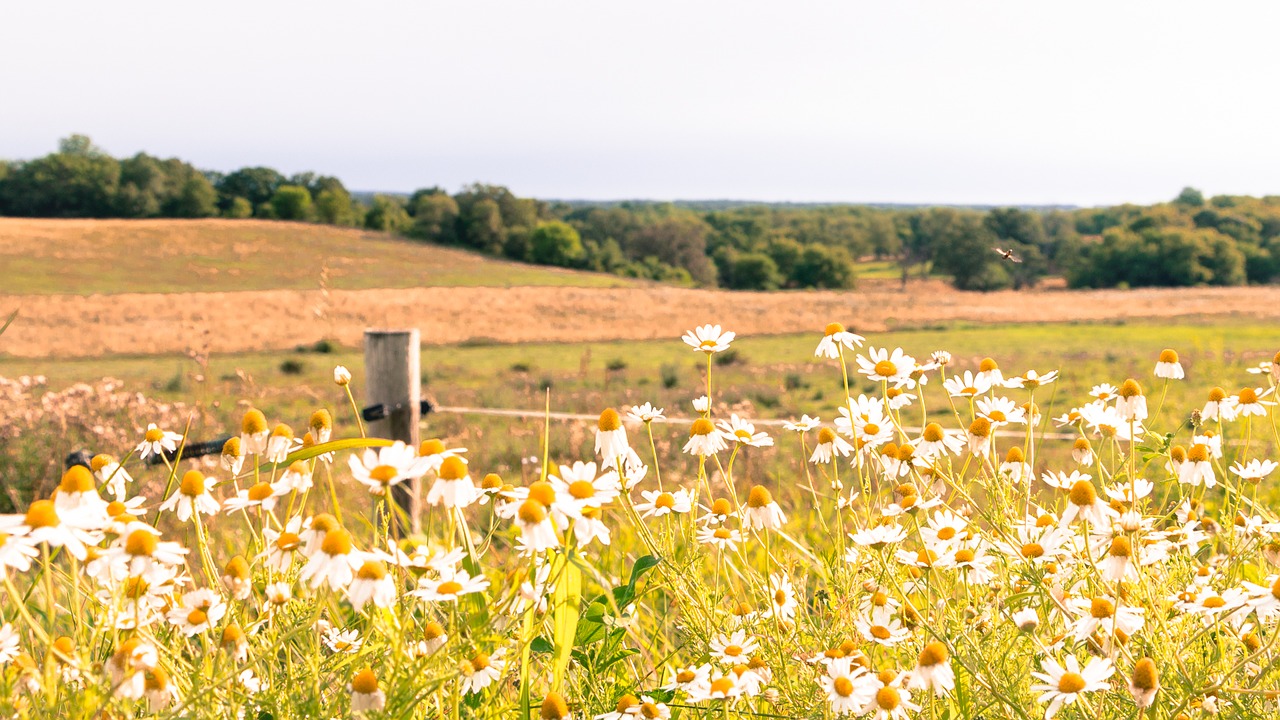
634, 489, 693, 518
158, 470, 220, 522
595, 407, 630, 463
350, 669, 386, 713
717, 414, 773, 448
742, 486, 786, 531
299, 527, 361, 591
348, 441, 427, 497
943, 371, 992, 399
857, 347, 916, 387
348, 559, 397, 611
683, 324, 735, 354
1029, 655, 1113, 719
820, 657, 872, 715
626, 402, 666, 424
413, 568, 490, 603
684, 417, 729, 457
136, 423, 183, 460
1154, 349, 1184, 379
783, 414, 820, 432
460, 648, 506, 695
909, 641, 955, 697
815, 322, 865, 358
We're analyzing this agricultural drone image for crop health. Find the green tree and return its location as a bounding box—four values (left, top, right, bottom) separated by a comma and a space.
408, 193, 460, 242
216, 167, 285, 212
528, 221, 585, 266
793, 245, 856, 289
170, 176, 219, 217
225, 196, 253, 219
314, 187, 355, 225
932, 213, 1012, 291
1175, 187, 1205, 208
727, 252, 783, 290
364, 195, 410, 232
271, 185, 313, 221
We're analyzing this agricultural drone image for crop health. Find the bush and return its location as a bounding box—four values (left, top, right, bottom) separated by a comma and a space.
279, 359, 305, 375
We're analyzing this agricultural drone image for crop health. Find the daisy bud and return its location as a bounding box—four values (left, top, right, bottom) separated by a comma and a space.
334, 365, 352, 386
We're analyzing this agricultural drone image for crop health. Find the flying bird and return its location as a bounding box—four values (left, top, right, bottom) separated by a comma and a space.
992, 247, 1022, 263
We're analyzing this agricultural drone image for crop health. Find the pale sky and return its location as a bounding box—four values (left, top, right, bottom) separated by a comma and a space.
3, 1, 1278, 206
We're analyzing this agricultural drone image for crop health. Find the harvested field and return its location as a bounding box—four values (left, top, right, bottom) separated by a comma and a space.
2, 281, 1278, 359
0, 218, 637, 293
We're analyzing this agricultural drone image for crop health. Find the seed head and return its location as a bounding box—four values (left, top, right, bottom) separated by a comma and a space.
1131, 658, 1158, 691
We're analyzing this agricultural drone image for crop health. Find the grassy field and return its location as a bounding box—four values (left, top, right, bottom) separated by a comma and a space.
6, 318, 1275, 501
0, 218, 639, 294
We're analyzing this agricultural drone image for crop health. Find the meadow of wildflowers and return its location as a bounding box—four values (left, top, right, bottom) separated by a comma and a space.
2, 324, 1280, 719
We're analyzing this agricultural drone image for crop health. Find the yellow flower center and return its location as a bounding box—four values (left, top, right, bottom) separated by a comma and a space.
59, 465, 96, 494
1057, 672, 1087, 694
470, 653, 491, 671
187, 608, 208, 626
918, 641, 948, 666
518, 499, 548, 524
968, 418, 991, 438
825, 322, 845, 336
714, 528, 732, 540
357, 560, 387, 581
874, 360, 898, 377
922, 423, 944, 442
870, 625, 892, 640
320, 528, 354, 556
1108, 537, 1131, 557
1159, 349, 1179, 363
311, 513, 340, 534
419, 438, 446, 456
876, 687, 901, 710
568, 480, 596, 499
597, 408, 622, 431
439, 456, 468, 481
954, 548, 975, 563
1021, 543, 1045, 559
615, 695, 640, 713
1132, 658, 1158, 691
833, 676, 855, 697
1118, 379, 1142, 398
437, 580, 464, 595
351, 668, 379, 695
709, 677, 734, 694
1090, 597, 1115, 618
528, 481, 557, 507
248, 482, 275, 501
180, 470, 206, 497
1069, 480, 1097, 506
370, 465, 400, 484
690, 418, 716, 437
936, 527, 956, 541
979, 358, 998, 372
1187, 445, 1209, 463
242, 409, 268, 434
24, 500, 59, 529
655, 492, 676, 509
145, 427, 166, 442
747, 485, 773, 508
125, 529, 158, 557
1239, 387, 1259, 405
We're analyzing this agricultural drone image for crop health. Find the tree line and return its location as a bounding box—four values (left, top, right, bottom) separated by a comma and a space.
3, 136, 1279, 291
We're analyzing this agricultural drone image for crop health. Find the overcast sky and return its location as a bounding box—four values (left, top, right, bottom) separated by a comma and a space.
3, 2, 1278, 206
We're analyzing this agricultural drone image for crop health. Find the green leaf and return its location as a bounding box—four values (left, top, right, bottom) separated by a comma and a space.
256, 437, 395, 471
550, 551, 582, 692
530, 636, 554, 653
628, 555, 660, 586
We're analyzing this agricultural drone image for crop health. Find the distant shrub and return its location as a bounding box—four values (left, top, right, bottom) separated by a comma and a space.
606, 358, 628, 372
660, 364, 680, 389
713, 349, 742, 366
511, 362, 532, 373
279, 359, 305, 375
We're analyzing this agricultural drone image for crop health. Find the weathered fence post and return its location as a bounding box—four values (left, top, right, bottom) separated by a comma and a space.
363, 329, 421, 533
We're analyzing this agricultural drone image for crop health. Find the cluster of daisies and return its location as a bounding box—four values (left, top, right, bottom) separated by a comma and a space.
2, 326, 1280, 720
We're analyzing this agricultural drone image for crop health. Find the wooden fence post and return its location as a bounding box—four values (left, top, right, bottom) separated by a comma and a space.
363, 329, 421, 533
